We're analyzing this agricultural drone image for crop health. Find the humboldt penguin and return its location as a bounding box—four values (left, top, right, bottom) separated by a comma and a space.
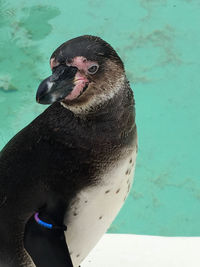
0, 35, 137, 267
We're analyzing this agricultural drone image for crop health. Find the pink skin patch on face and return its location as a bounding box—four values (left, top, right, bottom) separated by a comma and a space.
65, 56, 97, 100
50, 58, 59, 69
65, 71, 89, 100
50, 56, 98, 101
67, 56, 97, 74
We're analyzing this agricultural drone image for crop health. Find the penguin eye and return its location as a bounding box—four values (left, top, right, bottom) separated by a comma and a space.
88, 64, 99, 74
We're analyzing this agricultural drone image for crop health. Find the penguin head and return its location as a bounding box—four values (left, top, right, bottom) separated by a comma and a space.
36, 35, 125, 114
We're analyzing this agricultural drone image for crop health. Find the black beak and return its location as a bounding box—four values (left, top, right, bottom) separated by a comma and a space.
36, 65, 77, 105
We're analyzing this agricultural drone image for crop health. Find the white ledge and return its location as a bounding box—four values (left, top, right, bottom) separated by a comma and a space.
82, 234, 200, 267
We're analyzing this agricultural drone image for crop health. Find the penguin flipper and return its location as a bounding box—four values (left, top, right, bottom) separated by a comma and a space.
24, 215, 73, 267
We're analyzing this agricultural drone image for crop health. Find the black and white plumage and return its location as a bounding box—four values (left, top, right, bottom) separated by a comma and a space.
0, 35, 137, 267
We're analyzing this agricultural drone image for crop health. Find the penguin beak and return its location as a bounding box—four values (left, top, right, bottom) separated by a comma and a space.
36, 65, 77, 104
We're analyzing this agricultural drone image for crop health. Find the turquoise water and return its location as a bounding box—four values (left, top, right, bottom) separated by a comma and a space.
0, 0, 200, 236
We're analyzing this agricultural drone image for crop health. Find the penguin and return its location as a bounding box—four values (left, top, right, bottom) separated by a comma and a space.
0, 35, 137, 267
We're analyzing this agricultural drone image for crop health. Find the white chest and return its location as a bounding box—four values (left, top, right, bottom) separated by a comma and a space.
64, 148, 137, 267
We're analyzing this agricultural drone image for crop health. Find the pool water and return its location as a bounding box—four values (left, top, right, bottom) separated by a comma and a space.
0, 0, 200, 236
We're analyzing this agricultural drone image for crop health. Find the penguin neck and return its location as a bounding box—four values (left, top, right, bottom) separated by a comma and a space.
69, 81, 135, 142
40, 81, 135, 144
70, 80, 135, 126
